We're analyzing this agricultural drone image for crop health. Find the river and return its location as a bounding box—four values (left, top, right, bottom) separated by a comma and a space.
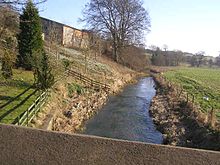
82, 77, 163, 144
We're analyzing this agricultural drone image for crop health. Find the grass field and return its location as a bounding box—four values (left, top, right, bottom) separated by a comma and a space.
0, 69, 40, 124
164, 67, 220, 119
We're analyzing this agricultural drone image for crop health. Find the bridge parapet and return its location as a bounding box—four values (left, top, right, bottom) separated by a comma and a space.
0, 124, 219, 165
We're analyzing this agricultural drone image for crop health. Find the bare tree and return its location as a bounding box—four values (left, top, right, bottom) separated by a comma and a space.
46, 25, 60, 58
174, 50, 184, 66
0, 6, 18, 41
208, 59, 214, 68
88, 33, 105, 60
189, 51, 205, 67
0, 0, 47, 11
163, 44, 168, 51
0, 0, 46, 6
0, 6, 18, 66
82, 0, 151, 62
195, 51, 205, 67
216, 55, 220, 67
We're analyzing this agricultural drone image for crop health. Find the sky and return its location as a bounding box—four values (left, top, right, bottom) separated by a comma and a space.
40, 0, 220, 57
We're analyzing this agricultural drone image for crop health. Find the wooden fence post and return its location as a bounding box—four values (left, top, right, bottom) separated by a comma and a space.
178, 88, 183, 99
186, 93, 189, 103
34, 103, 37, 115
18, 116, 20, 125
210, 107, 216, 128
192, 94, 194, 110
91, 80, 93, 87
26, 109, 29, 126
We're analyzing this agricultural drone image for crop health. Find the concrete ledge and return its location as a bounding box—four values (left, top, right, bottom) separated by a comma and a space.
0, 124, 219, 165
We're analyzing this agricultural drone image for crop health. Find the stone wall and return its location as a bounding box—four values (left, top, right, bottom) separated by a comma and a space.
41, 17, 90, 49
62, 25, 76, 47
41, 17, 63, 45
63, 26, 89, 48
0, 124, 219, 165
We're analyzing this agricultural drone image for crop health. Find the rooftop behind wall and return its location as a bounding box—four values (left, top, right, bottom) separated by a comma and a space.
0, 124, 219, 165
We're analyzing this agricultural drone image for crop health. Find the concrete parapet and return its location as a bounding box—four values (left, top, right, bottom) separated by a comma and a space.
0, 124, 219, 165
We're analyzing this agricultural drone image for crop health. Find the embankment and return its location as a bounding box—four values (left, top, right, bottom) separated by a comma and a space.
149, 73, 220, 151
31, 47, 142, 133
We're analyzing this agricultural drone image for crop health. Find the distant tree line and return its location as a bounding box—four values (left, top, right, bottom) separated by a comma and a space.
148, 46, 220, 68
149, 46, 184, 66
187, 52, 220, 68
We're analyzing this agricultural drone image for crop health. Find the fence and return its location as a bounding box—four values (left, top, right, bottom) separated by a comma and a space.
7, 71, 65, 126
159, 75, 219, 129
14, 91, 49, 126
67, 69, 111, 92
45, 46, 111, 92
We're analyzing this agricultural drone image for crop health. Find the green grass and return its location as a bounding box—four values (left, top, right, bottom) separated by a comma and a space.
0, 69, 40, 124
67, 82, 84, 97
164, 67, 220, 119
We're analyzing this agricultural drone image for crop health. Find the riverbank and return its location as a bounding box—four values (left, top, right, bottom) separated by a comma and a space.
31, 47, 144, 133
149, 73, 220, 151
52, 72, 138, 133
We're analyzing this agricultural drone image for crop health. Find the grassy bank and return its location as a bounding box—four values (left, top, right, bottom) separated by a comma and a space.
149, 73, 220, 151
164, 67, 220, 120
0, 69, 40, 124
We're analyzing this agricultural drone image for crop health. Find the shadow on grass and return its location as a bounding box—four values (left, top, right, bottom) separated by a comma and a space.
0, 89, 38, 122
0, 80, 32, 88
0, 86, 33, 109
0, 96, 13, 102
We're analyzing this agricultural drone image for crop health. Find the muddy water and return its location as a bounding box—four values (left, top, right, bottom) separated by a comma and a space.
83, 77, 163, 144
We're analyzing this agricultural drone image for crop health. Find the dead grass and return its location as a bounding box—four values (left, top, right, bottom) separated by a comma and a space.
32, 45, 138, 132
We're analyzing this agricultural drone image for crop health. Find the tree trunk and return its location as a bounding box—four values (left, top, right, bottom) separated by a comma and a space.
113, 37, 119, 62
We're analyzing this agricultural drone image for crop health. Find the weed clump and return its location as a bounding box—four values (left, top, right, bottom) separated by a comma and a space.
67, 83, 84, 97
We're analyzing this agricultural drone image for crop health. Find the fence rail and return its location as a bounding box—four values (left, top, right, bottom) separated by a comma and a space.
14, 91, 49, 126
67, 69, 111, 92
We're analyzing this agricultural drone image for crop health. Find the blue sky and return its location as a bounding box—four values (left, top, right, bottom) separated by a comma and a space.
40, 0, 220, 57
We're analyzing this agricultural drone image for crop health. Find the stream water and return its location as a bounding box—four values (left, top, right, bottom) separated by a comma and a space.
82, 77, 163, 144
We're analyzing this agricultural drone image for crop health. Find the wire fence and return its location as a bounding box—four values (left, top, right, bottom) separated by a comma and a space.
159, 74, 219, 130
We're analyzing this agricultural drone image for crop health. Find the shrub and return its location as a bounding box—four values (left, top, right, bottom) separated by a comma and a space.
34, 50, 54, 90
62, 59, 71, 71
67, 83, 84, 97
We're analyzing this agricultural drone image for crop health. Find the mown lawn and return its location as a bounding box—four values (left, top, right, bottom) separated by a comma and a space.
0, 69, 40, 124
164, 67, 220, 119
